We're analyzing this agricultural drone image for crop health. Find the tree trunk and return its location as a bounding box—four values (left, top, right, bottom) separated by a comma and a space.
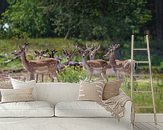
0, 0, 8, 15
155, 0, 163, 40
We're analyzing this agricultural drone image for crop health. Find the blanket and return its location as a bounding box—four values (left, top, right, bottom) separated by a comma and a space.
98, 91, 133, 121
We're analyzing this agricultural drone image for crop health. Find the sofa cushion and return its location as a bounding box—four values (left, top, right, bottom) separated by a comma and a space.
0, 101, 54, 117
10, 78, 37, 100
1, 88, 34, 103
55, 101, 112, 117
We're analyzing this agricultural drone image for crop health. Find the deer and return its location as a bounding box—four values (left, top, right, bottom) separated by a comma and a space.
35, 48, 64, 72
104, 44, 119, 77
34, 49, 49, 82
88, 45, 100, 60
48, 49, 66, 72
34, 49, 49, 60
104, 44, 136, 81
62, 49, 82, 70
13, 43, 59, 82
77, 46, 108, 81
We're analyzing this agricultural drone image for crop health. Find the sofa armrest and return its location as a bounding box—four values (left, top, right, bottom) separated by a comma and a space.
119, 101, 134, 129
123, 101, 132, 122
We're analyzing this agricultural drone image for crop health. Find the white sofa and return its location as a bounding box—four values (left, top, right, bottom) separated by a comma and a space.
0, 83, 132, 130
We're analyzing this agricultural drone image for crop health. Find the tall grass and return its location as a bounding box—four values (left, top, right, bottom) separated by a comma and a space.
122, 75, 163, 113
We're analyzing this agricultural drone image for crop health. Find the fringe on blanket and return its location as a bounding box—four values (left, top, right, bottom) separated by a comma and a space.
97, 91, 134, 122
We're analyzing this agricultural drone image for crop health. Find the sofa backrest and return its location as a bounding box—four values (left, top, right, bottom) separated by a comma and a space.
36, 83, 79, 105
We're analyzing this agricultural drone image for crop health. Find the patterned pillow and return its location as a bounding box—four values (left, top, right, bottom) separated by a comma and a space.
78, 80, 105, 102
1, 88, 34, 103
102, 80, 121, 100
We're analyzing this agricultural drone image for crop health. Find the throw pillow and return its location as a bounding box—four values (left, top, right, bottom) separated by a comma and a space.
78, 80, 105, 102
1, 88, 34, 103
10, 78, 36, 89
102, 80, 121, 100
10, 78, 37, 100
0, 80, 12, 101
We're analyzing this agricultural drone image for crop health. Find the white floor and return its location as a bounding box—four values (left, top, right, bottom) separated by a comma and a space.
135, 122, 163, 130
0, 114, 162, 130
0, 117, 131, 130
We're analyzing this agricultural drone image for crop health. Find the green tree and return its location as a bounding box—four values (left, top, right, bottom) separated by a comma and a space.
1, 0, 47, 38
0, 0, 152, 40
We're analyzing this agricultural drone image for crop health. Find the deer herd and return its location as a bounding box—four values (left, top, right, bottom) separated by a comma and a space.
12, 43, 136, 82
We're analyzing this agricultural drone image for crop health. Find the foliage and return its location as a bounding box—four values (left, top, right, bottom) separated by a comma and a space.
0, 0, 47, 38
0, 0, 152, 40
58, 67, 86, 83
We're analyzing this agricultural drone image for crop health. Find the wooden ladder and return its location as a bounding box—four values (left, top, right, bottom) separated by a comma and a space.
130, 35, 157, 124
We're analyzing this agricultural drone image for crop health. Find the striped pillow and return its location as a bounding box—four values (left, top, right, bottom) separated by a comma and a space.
78, 80, 105, 102
1, 88, 34, 103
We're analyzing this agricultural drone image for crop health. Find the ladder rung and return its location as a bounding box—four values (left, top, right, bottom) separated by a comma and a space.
133, 48, 147, 51
129, 80, 150, 83
137, 106, 153, 109
133, 74, 149, 77
133, 90, 152, 93
135, 61, 149, 64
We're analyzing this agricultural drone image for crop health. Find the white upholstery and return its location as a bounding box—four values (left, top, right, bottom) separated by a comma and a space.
55, 101, 112, 117
0, 101, 54, 117
0, 83, 132, 123
36, 83, 132, 121
36, 83, 79, 105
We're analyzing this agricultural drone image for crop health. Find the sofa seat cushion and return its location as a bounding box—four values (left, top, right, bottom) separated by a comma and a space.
55, 101, 112, 117
0, 101, 54, 117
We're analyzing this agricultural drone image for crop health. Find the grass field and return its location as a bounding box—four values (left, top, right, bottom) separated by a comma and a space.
122, 76, 163, 113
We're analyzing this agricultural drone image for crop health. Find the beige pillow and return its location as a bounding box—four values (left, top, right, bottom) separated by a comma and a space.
78, 80, 105, 102
0, 80, 13, 101
10, 78, 37, 100
1, 88, 34, 103
102, 80, 121, 100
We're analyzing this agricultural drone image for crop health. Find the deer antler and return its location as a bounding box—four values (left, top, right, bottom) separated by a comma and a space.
111, 44, 114, 48
50, 49, 57, 55
20, 42, 29, 52
34, 50, 40, 56
62, 49, 68, 55
22, 42, 29, 48
77, 46, 84, 54
94, 45, 100, 51
107, 43, 113, 51
115, 44, 120, 49
86, 44, 93, 51
44, 49, 49, 53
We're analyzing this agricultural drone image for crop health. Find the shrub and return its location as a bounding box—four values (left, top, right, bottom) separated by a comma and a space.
58, 67, 86, 83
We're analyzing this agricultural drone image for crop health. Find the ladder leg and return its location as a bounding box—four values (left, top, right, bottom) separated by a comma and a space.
131, 35, 134, 101
146, 35, 157, 125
